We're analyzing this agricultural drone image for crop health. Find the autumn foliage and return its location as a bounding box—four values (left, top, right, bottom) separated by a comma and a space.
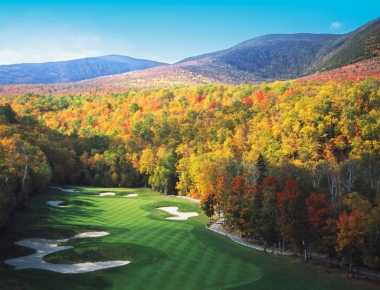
2, 78, 380, 272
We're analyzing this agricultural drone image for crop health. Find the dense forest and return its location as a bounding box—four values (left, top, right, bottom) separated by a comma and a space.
1, 78, 380, 275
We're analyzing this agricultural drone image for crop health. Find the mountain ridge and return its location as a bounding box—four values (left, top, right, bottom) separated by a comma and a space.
0, 17, 379, 94
0, 55, 167, 85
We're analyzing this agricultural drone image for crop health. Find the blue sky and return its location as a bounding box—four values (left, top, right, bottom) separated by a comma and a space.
0, 0, 379, 65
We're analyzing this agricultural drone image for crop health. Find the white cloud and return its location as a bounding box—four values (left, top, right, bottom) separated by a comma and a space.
0, 15, 105, 65
0, 8, 158, 65
329, 21, 344, 30
0, 49, 25, 64
0, 31, 104, 65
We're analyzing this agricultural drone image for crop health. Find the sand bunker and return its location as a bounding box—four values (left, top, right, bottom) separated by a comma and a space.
47, 201, 68, 208
4, 232, 130, 273
72, 232, 109, 238
93, 192, 115, 196
51, 187, 77, 192
157, 207, 199, 220
124, 194, 138, 197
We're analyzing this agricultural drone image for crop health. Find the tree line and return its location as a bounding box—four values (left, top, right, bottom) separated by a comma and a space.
1, 78, 380, 276
200, 154, 380, 278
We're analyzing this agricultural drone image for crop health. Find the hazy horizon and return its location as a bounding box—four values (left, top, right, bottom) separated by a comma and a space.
0, 0, 379, 65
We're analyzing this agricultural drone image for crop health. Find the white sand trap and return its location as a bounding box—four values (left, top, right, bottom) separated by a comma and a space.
4, 232, 130, 273
72, 232, 109, 238
93, 192, 115, 196
124, 194, 138, 197
47, 201, 68, 208
51, 187, 77, 192
157, 207, 199, 220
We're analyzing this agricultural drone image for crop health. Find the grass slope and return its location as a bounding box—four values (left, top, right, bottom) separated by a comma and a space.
0, 186, 374, 290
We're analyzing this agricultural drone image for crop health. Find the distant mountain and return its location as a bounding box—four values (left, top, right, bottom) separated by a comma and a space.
0, 55, 167, 85
172, 17, 380, 83
0, 17, 379, 95
81, 17, 380, 89
176, 33, 341, 81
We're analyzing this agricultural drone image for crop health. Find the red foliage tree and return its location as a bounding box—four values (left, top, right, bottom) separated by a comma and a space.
336, 210, 365, 277
278, 178, 310, 260
224, 176, 247, 233
307, 192, 334, 262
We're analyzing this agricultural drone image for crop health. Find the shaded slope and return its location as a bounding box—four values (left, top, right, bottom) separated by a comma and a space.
314, 17, 380, 72
0, 55, 167, 85
188, 34, 340, 80
174, 18, 380, 82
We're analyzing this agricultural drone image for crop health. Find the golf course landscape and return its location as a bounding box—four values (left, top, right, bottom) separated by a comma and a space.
0, 186, 373, 290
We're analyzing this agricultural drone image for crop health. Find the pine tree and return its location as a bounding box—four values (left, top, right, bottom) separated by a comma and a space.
256, 153, 266, 184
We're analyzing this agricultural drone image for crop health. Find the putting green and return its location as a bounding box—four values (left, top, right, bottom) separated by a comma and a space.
0, 187, 368, 289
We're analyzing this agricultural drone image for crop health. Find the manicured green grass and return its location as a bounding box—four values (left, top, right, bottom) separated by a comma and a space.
0, 186, 374, 289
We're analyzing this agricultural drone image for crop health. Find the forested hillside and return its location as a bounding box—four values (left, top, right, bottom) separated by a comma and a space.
182, 34, 340, 79
299, 58, 380, 82
1, 78, 380, 273
314, 17, 380, 72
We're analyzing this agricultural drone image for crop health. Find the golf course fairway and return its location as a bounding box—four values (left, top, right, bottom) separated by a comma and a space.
0, 186, 370, 289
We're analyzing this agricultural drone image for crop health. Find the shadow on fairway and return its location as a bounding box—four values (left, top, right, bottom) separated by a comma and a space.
1, 242, 167, 290
45, 242, 167, 267
10, 224, 107, 241
34, 198, 104, 225
67, 200, 96, 207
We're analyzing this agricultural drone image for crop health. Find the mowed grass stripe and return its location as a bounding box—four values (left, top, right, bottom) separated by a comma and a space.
100, 203, 130, 226
216, 248, 262, 288
180, 246, 216, 289
160, 228, 191, 254
7, 191, 258, 289
126, 219, 169, 245
114, 263, 167, 290
72, 197, 135, 226
141, 242, 214, 290
170, 245, 214, 290
114, 198, 205, 289
203, 251, 227, 288
144, 225, 185, 249
1, 186, 371, 290
91, 195, 259, 289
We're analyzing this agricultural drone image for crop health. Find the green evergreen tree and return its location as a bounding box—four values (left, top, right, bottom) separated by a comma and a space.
256, 153, 266, 184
